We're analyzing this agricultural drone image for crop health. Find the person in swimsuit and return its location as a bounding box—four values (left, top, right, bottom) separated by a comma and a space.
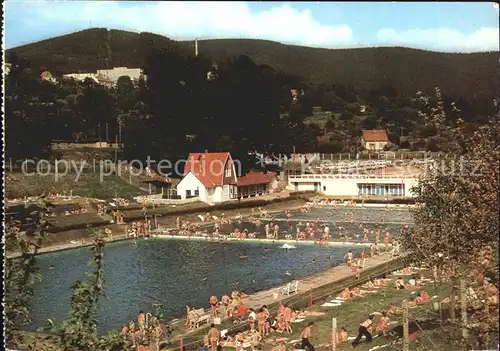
121, 323, 129, 335
138, 311, 145, 331
221, 294, 231, 317
209, 296, 218, 319
248, 308, 256, 332
300, 322, 315, 351
185, 305, 191, 326
337, 327, 348, 343
376, 312, 390, 336
283, 304, 293, 334
277, 301, 285, 316
339, 288, 350, 299
257, 307, 267, 336
207, 323, 220, 351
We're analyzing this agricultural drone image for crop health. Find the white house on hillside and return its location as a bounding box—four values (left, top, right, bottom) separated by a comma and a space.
176, 152, 238, 204
362, 130, 389, 151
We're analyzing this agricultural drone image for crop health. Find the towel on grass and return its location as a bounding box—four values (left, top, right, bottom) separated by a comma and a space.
369, 344, 390, 350
321, 302, 342, 307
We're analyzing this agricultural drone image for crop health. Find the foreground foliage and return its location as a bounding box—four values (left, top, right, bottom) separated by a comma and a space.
406, 88, 500, 349
4, 202, 49, 346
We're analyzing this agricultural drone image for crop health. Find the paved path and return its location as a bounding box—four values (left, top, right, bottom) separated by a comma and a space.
242, 251, 396, 309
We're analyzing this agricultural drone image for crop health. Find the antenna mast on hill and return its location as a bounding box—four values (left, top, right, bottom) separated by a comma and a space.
195, 38, 198, 57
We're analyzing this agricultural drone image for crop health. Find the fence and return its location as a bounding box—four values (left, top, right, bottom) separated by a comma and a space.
133, 195, 201, 205
51, 141, 124, 149
289, 152, 439, 164
289, 174, 416, 180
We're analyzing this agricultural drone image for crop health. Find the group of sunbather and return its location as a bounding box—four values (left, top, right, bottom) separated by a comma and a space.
121, 310, 168, 348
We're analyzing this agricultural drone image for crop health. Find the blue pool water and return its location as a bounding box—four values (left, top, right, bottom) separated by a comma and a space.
29, 207, 410, 334
30, 239, 361, 334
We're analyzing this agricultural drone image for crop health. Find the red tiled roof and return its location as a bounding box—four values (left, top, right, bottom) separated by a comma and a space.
184, 152, 231, 188
362, 130, 389, 142
237, 170, 277, 187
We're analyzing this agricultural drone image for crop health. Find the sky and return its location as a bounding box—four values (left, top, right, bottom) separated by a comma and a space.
4, 1, 500, 52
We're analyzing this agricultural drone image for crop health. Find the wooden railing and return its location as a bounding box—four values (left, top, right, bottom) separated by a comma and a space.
289, 174, 416, 180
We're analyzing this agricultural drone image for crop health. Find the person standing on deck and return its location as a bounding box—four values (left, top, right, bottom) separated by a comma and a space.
137, 311, 146, 332
324, 225, 330, 239
207, 323, 220, 351
344, 250, 353, 266
209, 295, 218, 319
300, 322, 315, 351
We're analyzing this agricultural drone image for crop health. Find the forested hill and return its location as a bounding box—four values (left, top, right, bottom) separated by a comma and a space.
7, 28, 499, 100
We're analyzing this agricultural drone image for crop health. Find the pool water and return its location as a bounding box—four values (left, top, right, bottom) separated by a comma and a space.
29, 207, 410, 334
208, 207, 412, 239
30, 239, 361, 334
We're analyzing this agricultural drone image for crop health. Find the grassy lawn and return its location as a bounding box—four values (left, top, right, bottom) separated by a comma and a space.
167, 264, 460, 351
5, 171, 145, 200
165, 258, 406, 350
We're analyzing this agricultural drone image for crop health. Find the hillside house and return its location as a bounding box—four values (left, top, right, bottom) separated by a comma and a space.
97, 67, 142, 84
176, 152, 238, 204
237, 170, 278, 198
62, 72, 98, 81
362, 130, 389, 151
290, 89, 304, 101
41, 71, 57, 83
5, 62, 12, 76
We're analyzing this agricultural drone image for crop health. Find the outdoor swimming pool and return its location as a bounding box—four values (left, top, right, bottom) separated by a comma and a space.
29, 207, 411, 334
30, 239, 361, 334
210, 206, 412, 238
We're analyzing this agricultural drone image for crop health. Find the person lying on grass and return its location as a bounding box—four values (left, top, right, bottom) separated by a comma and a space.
393, 277, 405, 290
407, 291, 430, 306
350, 287, 363, 298
339, 288, 350, 299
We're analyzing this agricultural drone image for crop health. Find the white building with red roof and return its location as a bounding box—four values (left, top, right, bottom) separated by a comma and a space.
177, 152, 279, 204
176, 152, 239, 203
237, 170, 278, 198
361, 130, 389, 151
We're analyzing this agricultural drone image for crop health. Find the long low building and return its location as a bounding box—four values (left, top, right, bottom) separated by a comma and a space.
287, 174, 418, 197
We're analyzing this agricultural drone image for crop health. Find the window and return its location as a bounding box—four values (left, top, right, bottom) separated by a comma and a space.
186, 190, 191, 197
195, 188, 199, 196
323, 186, 326, 191
225, 166, 232, 177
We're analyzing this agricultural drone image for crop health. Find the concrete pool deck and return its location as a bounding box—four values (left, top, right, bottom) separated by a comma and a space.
7, 203, 411, 259
241, 250, 397, 309
155, 234, 373, 247
6, 233, 374, 259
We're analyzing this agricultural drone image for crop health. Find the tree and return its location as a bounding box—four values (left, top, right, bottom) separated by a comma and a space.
404, 89, 499, 348
5, 202, 49, 347
47, 231, 131, 350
